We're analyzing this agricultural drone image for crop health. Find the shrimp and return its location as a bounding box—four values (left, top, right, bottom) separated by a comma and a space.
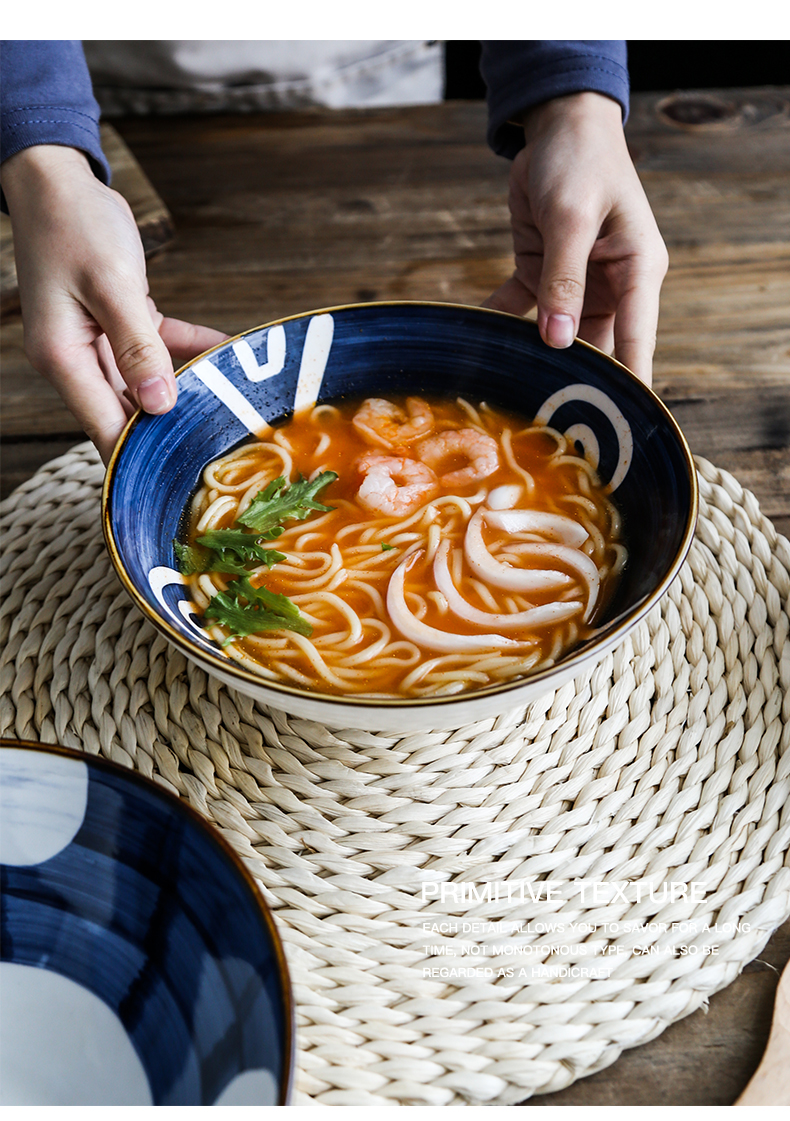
352, 397, 434, 448
356, 454, 439, 517
416, 428, 499, 487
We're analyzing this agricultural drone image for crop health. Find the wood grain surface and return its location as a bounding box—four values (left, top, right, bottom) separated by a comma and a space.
1, 88, 789, 1106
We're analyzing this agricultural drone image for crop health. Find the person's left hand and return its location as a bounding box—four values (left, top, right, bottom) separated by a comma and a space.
484, 91, 669, 385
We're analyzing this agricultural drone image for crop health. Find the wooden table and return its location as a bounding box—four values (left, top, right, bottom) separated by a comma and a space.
1, 87, 789, 1105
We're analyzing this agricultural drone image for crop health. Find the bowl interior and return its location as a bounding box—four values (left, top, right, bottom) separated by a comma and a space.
105, 302, 696, 704
0, 742, 292, 1106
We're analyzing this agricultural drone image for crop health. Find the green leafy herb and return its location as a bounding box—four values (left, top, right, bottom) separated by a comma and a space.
204, 576, 312, 644
237, 472, 338, 537
198, 530, 285, 573
381, 543, 396, 552
177, 470, 338, 645
173, 540, 210, 575
174, 531, 285, 577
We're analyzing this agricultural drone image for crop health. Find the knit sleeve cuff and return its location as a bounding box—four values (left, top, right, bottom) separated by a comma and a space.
480, 41, 630, 159
1, 105, 110, 182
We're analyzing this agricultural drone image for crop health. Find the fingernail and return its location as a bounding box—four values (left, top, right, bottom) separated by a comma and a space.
546, 314, 576, 348
137, 377, 174, 413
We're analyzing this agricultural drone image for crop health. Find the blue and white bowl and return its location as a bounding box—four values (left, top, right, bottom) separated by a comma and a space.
103, 302, 698, 731
0, 740, 294, 1106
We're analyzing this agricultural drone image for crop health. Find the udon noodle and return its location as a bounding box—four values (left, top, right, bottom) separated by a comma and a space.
180, 395, 627, 698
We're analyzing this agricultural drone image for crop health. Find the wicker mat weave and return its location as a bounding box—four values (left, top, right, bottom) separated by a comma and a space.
1, 443, 789, 1106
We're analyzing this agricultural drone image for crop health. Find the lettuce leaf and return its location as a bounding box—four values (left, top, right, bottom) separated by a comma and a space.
204, 576, 312, 643
237, 472, 338, 536
174, 531, 285, 576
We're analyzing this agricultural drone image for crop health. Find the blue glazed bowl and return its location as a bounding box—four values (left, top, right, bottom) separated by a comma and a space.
0, 740, 293, 1106
103, 302, 697, 731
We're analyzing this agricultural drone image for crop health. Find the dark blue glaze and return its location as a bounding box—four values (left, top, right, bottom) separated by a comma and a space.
0, 748, 293, 1105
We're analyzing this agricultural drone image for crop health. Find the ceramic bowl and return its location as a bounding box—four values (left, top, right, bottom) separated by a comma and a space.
103, 302, 697, 731
0, 740, 293, 1106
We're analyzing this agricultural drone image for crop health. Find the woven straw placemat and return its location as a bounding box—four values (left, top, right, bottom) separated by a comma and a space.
2, 443, 789, 1106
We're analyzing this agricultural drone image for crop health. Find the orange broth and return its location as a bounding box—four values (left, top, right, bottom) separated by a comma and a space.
184, 395, 625, 698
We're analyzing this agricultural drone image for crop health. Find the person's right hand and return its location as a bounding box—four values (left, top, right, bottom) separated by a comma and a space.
2, 144, 227, 464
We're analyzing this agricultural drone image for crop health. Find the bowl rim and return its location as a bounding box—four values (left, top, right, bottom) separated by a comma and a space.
0, 736, 295, 1106
102, 299, 699, 717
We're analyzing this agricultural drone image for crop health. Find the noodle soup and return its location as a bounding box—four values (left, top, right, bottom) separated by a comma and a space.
178, 395, 626, 699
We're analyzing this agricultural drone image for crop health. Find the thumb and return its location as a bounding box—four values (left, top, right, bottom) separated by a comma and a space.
98, 298, 177, 414
536, 214, 597, 349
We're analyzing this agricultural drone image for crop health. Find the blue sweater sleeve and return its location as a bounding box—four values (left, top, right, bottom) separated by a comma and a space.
479, 41, 630, 159
0, 40, 110, 195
